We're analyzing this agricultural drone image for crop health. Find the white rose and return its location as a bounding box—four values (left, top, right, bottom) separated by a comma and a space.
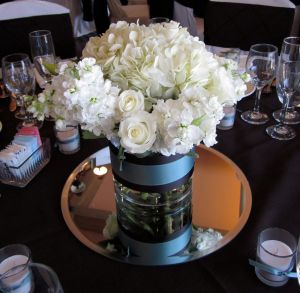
119, 111, 156, 154
118, 90, 144, 116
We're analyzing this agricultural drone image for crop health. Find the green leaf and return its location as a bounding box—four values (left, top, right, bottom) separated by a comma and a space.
142, 223, 154, 236
71, 68, 80, 80
118, 146, 126, 160
186, 150, 199, 159
192, 115, 205, 126
81, 130, 102, 139
141, 193, 150, 200
44, 62, 57, 75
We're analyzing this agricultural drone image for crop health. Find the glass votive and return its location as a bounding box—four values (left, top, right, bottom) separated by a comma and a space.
0, 244, 33, 293
54, 125, 80, 155
217, 104, 236, 130
29, 263, 64, 293
255, 228, 297, 287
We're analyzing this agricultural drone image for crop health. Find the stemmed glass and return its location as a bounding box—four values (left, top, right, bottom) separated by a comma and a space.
297, 234, 300, 286
272, 37, 300, 125
241, 44, 278, 125
149, 17, 170, 24
29, 30, 56, 121
266, 60, 300, 140
29, 30, 56, 86
2, 53, 37, 129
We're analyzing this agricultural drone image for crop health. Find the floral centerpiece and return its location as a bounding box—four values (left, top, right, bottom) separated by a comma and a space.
29, 21, 248, 263
30, 20, 247, 155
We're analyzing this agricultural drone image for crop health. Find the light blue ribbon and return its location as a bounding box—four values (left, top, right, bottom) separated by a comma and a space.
57, 134, 79, 145
110, 152, 194, 186
119, 225, 192, 265
0, 269, 33, 292
249, 259, 298, 278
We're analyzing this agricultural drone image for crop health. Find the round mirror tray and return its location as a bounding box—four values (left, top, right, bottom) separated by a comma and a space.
61, 145, 252, 266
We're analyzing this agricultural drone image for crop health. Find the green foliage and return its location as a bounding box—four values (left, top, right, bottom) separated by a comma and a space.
81, 130, 103, 139
43, 62, 57, 75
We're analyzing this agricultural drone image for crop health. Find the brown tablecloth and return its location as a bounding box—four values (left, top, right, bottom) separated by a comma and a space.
1, 90, 300, 293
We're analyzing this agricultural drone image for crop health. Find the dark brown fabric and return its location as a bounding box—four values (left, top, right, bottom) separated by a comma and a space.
204, 2, 295, 51
81, 0, 94, 21
93, 0, 110, 34
0, 89, 300, 292
148, 0, 174, 19
0, 14, 76, 61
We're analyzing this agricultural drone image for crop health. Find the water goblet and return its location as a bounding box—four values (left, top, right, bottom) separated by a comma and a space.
29, 30, 56, 122
29, 30, 56, 86
266, 61, 300, 140
2, 53, 38, 129
272, 37, 300, 125
241, 43, 278, 125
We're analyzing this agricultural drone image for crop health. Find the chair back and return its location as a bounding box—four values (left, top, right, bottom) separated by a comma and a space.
0, 0, 76, 60
173, 1, 198, 36
107, 0, 149, 24
204, 0, 296, 51
107, 0, 127, 21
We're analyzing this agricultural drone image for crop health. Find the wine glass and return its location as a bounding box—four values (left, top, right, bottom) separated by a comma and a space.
149, 17, 170, 24
297, 234, 300, 286
272, 37, 300, 125
2, 53, 37, 128
29, 30, 56, 86
266, 60, 300, 140
241, 44, 278, 125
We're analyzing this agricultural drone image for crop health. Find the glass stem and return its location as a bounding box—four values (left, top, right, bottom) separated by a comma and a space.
279, 93, 292, 125
253, 87, 263, 113
285, 96, 295, 114
19, 95, 28, 120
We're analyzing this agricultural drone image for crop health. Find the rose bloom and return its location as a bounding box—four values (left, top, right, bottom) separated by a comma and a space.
118, 111, 156, 154
118, 90, 144, 117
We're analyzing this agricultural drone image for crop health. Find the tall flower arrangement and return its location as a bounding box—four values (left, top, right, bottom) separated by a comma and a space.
29, 21, 248, 156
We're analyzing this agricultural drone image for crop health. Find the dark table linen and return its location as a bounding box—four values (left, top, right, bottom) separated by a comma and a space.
1, 90, 300, 292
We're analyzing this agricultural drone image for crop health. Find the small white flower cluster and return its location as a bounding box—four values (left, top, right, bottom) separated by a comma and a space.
29, 21, 248, 156
191, 227, 223, 251
103, 213, 118, 240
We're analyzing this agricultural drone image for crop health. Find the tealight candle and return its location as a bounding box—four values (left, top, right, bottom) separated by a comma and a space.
93, 166, 108, 178
255, 228, 296, 287
54, 125, 80, 155
217, 104, 236, 130
0, 245, 33, 293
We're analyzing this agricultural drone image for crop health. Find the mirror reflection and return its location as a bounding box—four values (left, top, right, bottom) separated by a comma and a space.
61, 145, 251, 265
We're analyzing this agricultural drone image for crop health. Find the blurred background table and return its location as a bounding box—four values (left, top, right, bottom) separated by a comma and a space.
1, 89, 300, 292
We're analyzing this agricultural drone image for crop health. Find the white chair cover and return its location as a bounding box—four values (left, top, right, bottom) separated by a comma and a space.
210, 0, 295, 9
173, 1, 197, 36
44, 0, 96, 37
0, 0, 69, 20
0, 0, 76, 59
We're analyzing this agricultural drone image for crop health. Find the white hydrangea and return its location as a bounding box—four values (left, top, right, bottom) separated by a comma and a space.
29, 21, 249, 156
82, 21, 239, 107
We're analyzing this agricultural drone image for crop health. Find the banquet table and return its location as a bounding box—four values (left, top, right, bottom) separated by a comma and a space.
1, 89, 300, 293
